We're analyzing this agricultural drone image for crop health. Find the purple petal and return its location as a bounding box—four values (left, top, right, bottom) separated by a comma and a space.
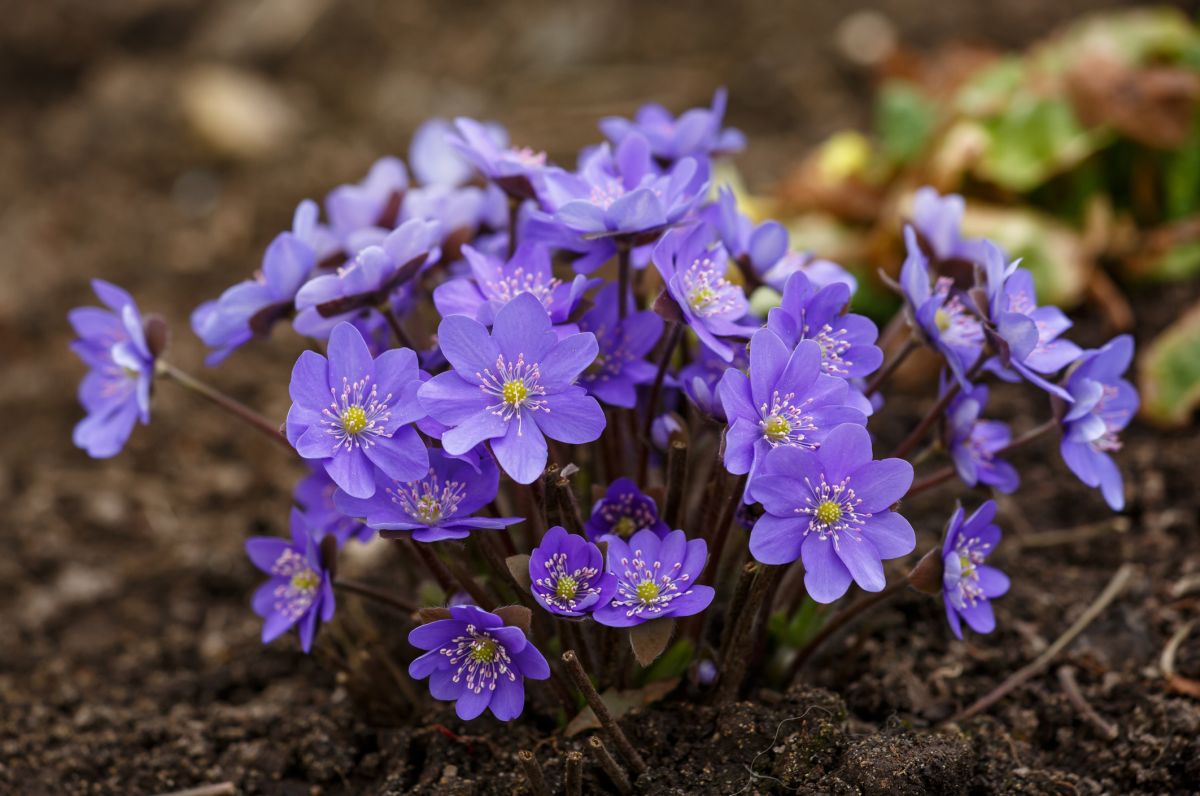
539, 333, 599, 387
801, 533, 852, 603
860, 512, 915, 560
491, 419, 548, 484
849, 459, 913, 513
489, 676, 525, 721
960, 599, 996, 634
816, 423, 873, 483
976, 565, 1010, 598
327, 323, 375, 389
834, 535, 885, 593
437, 314, 501, 381
749, 514, 808, 565
363, 427, 429, 482
325, 447, 376, 499
534, 390, 605, 444
442, 409, 508, 455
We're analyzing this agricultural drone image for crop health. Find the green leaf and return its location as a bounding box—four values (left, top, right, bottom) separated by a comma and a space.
876, 81, 937, 165
975, 97, 1108, 192
1139, 301, 1200, 427
638, 639, 695, 685
1165, 113, 1200, 220
770, 597, 828, 649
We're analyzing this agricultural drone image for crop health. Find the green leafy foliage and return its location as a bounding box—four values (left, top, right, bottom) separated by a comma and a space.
1139, 302, 1200, 426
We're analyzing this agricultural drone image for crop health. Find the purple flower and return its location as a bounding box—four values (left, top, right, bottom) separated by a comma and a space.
943, 382, 1019, 494
909, 186, 989, 265
334, 448, 521, 542
286, 322, 429, 499
69, 279, 157, 458
418, 292, 605, 484
705, 187, 788, 276
433, 243, 591, 330
192, 230, 316, 364
529, 526, 618, 617
577, 283, 664, 408
245, 514, 335, 653
720, 329, 866, 485
326, 156, 409, 251
592, 529, 715, 627
984, 264, 1080, 401
294, 218, 441, 339
448, 117, 547, 199
599, 88, 745, 162
585, 478, 671, 541
401, 182, 506, 250
653, 225, 752, 361
294, 465, 372, 545
1060, 335, 1138, 510
747, 423, 915, 603
942, 500, 1009, 638
899, 227, 984, 387
407, 605, 550, 720
766, 270, 883, 413
539, 133, 707, 242
409, 118, 477, 188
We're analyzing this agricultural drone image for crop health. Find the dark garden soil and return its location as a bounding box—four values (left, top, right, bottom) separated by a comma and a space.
2, 1, 1199, 794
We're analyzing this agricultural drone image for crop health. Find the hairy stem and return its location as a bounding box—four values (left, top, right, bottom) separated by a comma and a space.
864, 335, 917, 396
562, 650, 647, 773
157, 361, 291, 451
637, 321, 684, 483
333, 578, 416, 614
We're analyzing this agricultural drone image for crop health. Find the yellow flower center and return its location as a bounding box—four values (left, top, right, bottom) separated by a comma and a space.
934, 308, 951, 333
470, 637, 498, 663
415, 495, 442, 522
763, 415, 791, 441
815, 499, 842, 526
555, 575, 579, 601
959, 554, 974, 576
290, 568, 320, 593
502, 379, 528, 406
688, 286, 717, 312
613, 516, 638, 538
341, 406, 368, 434
635, 580, 661, 604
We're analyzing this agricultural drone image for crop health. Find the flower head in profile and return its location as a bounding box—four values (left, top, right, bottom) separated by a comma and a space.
418, 293, 604, 484
69, 279, 158, 458
448, 117, 548, 199
325, 156, 409, 251
294, 465, 371, 546
653, 224, 753, 362
593, 529, 715, 627
720, 329, 866, 486
600, 87, 745, 163
943, 381, 1018, 494
899, 227, 984, 387
286, 322, 429, 498
577, 283, 664, 408
245, 512, 335, 653
1060, 335, 1137, 510
539, 132, 707, 243
762, 251, 858, 295
293, 218, 442, 339
529, 526, 617, 617
433, 242, 591, 330
748, 423, 915, 603
679, 342, 744, 420
705, 187, 788, 277
909, 186, 990, 266
192, 229, 316, 364
585, 478, 671, 542
942, 500, 1009, 638
334, 448, 520, 542
407, 605, 550, 720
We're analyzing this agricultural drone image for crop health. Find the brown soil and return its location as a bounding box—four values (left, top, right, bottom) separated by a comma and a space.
2, 1, 1199, 794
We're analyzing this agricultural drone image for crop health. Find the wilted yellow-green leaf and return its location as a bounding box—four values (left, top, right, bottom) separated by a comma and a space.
973, 97, 1110, 192
1138, 302, 1200, 427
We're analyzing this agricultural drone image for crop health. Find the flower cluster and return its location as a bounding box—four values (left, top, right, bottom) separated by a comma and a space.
70, 91, 1139, 725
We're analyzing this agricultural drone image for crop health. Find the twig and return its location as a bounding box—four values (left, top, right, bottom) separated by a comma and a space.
587, 736, 632, 794
1057, 665, 1119, 740
948, 563, 1135, 724
1010, 517, 1128, 551
561, 651, 647, 773
333, 578, 416, 615
1160, 620, 1200, 697
565, 750, 584, 796
517, 750, 551, 796
152, 784, 235, 796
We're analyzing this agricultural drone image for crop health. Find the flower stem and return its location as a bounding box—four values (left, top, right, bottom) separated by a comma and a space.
637, 321, 684, 483
864, 335, 917, 396
906, 465, 957, 498
517, 750, 551, 796
716, 564, 779, 703
562, 650, 648, 774
333, 578, 416, 614
383, 305, 417, 350
891, 381, 960, 460
616, 241, 632, 321
996, 417, 1059, 456
587, 736, 633, 795
663, 438, 689, 529
786, 579, 909, 684
507, 196, 522, 259
157, 361, 292, 451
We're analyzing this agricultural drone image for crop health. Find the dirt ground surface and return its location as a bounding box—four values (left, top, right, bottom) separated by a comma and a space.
2, 1, 1199, 793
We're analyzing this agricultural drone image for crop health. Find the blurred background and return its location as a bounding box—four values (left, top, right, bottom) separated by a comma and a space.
2, 1, 1198, 793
